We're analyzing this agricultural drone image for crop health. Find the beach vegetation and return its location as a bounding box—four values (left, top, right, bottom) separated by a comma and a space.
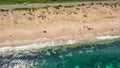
64, 5, 74, 8
74, 12, 78, 14
14, 21, 18, 24
86, 6, 90, 8
99, 3, 102, 5
28, 11, 33, 15
87, 27, 92, 30
13, 8, 29, 11
76, 8, 80, 10
58, 5, 63, 7
77, 4, 81, 6
83, 15, 87, 17
38, 15, 46, 19
90, 3, 94, 5
28, 17, 32, 20
48, 11, 51, 14
43, 31, 47, 33
82, 3, 85, 6
43, 6, 48, 9
13, 8, 37, 12
23, 13, 26, 15
0, 9, 9, 12
54, 6, 60, 9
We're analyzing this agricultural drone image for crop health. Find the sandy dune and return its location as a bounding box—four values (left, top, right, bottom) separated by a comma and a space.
0, 4, 120, 47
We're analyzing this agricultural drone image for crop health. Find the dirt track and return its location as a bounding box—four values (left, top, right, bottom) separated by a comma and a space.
0, 1, 119, 10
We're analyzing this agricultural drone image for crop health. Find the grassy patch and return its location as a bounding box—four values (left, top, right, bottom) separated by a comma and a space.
13, 8, 37, 11
0, 9, 9, 12
54, 6, 60, 9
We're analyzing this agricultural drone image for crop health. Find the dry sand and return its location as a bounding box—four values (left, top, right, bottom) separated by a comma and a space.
0, 4, 120, 47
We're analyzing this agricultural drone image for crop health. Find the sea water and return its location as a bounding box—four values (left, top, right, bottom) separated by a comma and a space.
0, 38, 120, 68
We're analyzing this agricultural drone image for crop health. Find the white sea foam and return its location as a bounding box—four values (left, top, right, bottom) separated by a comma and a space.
96, 36, 120, 40
0, 39, 77, 52
0, 35, 119, 53
66, 40, 76, 44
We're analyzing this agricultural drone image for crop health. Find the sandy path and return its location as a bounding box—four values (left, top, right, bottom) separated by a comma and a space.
0, 4, 120, 47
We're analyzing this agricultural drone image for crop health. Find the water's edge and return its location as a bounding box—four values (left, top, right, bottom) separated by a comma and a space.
0, 37, 120, 68
0, 36, 120, 59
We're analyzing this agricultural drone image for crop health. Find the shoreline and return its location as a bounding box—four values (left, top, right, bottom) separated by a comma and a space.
0, 35, 120, 52
0, 36, 119, 59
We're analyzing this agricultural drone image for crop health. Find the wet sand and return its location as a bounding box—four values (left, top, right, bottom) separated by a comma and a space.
0, 4, 120, 47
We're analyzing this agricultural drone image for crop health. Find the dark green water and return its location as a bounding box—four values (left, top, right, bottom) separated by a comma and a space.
0, 38, 120, 68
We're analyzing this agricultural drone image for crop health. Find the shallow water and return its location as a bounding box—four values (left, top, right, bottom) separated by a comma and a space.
0, 38, 120, 68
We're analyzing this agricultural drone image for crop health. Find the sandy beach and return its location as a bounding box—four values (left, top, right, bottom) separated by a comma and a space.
0, 4, 120, 47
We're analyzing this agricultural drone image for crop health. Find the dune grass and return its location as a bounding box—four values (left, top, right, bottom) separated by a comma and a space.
0, 0, 106, 5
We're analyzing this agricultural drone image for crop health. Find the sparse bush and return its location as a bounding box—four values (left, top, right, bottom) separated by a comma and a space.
77, 4, 81, 6
48, 11, 51, 14
43, 31, 47, 33
54, 6, 60, 9
9, 35, 12, 37
38, 16, 41, 18
46, 5, 51, 7
13, 8, 28, 11
28, 11, 32, 15
99, 3, 102, 5
3, 14, 7, 16
83, 15, 87, 17
63, 29, 65, 31
56, 12, 59, 14
23, 14, 26, 15
14, 21, 18, 24
42, 11, 45, 13
38, 15, 46, 19
28, 17, 32, 20
64, 6, 73, 8
82, 3, 85, 6
76, 8, 80, 10
113, 4, 117, 8
58, 5, 62, 7
102, 4, 105, 7
11, 11, 13, 13
86, 6, 90, 8
104, 3, 108, 5
44, 7, 48, 9
1, 18, 3, 20
0, 9, 9, 12
31, 8, 36, 12
88, 27, 91, 30
111, 29, 114, 31
74, 12, 78, 14
90, 3, 94, 5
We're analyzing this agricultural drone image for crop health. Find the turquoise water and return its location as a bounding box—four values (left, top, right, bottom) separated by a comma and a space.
0, 38, 120, 68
